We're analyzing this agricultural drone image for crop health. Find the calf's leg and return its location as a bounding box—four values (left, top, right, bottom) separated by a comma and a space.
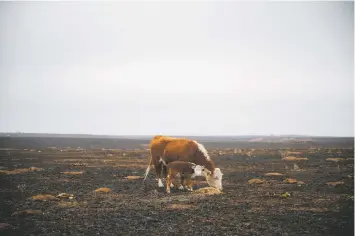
186, 178, 194, 191
166, 173, 174, 193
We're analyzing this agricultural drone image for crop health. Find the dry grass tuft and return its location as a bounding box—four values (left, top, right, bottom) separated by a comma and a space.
11, 210, 42, 217
31, 194, 59, 201
264, 172, 284, 176
72, 163, 87, 167
283, 178, 298, 184
61, 171, 83, 175
167, 203, 194, 210
94, 187, 112, 193
326, 158, 345, 162
0, 167, 43, 175
29, 167, 43, 171
326, 181, 344, 187
248, 178, 265, 184
193, 187, 222, 195
282, 156, 309, 161
124, 176, 143, 180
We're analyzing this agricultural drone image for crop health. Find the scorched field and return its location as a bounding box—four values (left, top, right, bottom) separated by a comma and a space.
0, 140, 353, 236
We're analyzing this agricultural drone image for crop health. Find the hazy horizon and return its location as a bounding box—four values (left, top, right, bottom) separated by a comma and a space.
1, 1, 354, 137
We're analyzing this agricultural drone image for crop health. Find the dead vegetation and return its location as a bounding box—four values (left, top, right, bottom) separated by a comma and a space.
326, 158, 345, 162
166, 203, 194, 210
60, 171, 84, 175
94, 187, 112, 193
0, 167, 43, 175
31, 194, 59, 201
248, 178, 265, 184
283, 178, 298, 184
124, 175, 143, 180
193, 187, 222, 195
326, 181, 345, 187
264, 172, 284, 176
282, 156, 309, 161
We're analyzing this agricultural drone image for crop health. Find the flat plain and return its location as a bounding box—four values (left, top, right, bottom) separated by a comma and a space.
0, 136, 353, 236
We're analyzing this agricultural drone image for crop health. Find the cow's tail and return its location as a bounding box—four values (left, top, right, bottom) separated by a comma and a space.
143, 155, 153, 182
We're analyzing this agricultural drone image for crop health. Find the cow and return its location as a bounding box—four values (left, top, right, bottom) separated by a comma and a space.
143, 135, 223, 191
165, 161, 205, 193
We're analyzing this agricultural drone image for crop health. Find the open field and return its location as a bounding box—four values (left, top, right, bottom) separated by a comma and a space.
0, 136, 354, 235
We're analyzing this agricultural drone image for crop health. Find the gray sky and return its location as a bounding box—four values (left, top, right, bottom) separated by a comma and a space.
0, 1, 353, 137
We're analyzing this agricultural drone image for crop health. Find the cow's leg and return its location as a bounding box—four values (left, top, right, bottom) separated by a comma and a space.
154, 160, 164, 188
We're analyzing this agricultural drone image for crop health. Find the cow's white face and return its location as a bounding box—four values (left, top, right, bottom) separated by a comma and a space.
192, 165, 204, 176
204, 168, 223, 191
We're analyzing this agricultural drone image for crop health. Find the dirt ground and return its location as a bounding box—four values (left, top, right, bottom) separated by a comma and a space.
0, 140, 353, 236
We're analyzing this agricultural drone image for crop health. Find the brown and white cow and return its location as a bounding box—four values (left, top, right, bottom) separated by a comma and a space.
143, 135, 223, 190
165, 161, 205, 193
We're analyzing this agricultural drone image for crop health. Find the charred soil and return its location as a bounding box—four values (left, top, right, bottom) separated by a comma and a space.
0, 138, 353, 236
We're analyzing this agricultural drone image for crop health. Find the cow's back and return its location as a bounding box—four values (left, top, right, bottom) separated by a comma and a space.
149, 135, 181, 164
163, 139, 197, 164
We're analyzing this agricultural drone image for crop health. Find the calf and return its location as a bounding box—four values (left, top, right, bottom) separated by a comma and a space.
165, 161, 204, 193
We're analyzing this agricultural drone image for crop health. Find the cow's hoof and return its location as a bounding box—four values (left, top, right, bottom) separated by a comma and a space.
187, 188, 193, 192
178, 185, 184, 190
166, 190, 171, 194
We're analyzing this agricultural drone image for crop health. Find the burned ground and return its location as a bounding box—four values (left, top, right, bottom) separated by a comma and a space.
0, 138, 353, 236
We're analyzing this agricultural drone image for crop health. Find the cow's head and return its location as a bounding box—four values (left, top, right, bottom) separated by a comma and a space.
203, 168, 223, 191
191, 164, 204, 176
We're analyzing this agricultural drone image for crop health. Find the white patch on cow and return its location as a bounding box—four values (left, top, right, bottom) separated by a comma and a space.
158, 178, 164, 187
176, 173, 181, 178
193, 141, 210, 161
178, 185, 184, 190
170, 183, 174, 188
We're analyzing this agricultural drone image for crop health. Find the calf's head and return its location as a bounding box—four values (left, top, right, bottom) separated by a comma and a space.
191, 164, 204, 176
203, 168, 223, 191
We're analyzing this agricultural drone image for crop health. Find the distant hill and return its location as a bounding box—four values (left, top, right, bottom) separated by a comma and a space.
0, 132, 353, 149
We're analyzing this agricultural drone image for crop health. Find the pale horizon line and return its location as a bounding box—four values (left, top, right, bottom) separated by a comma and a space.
0, 131, 353, 138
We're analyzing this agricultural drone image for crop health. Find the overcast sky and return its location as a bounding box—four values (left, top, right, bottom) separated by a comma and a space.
0, 1, 353, 137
